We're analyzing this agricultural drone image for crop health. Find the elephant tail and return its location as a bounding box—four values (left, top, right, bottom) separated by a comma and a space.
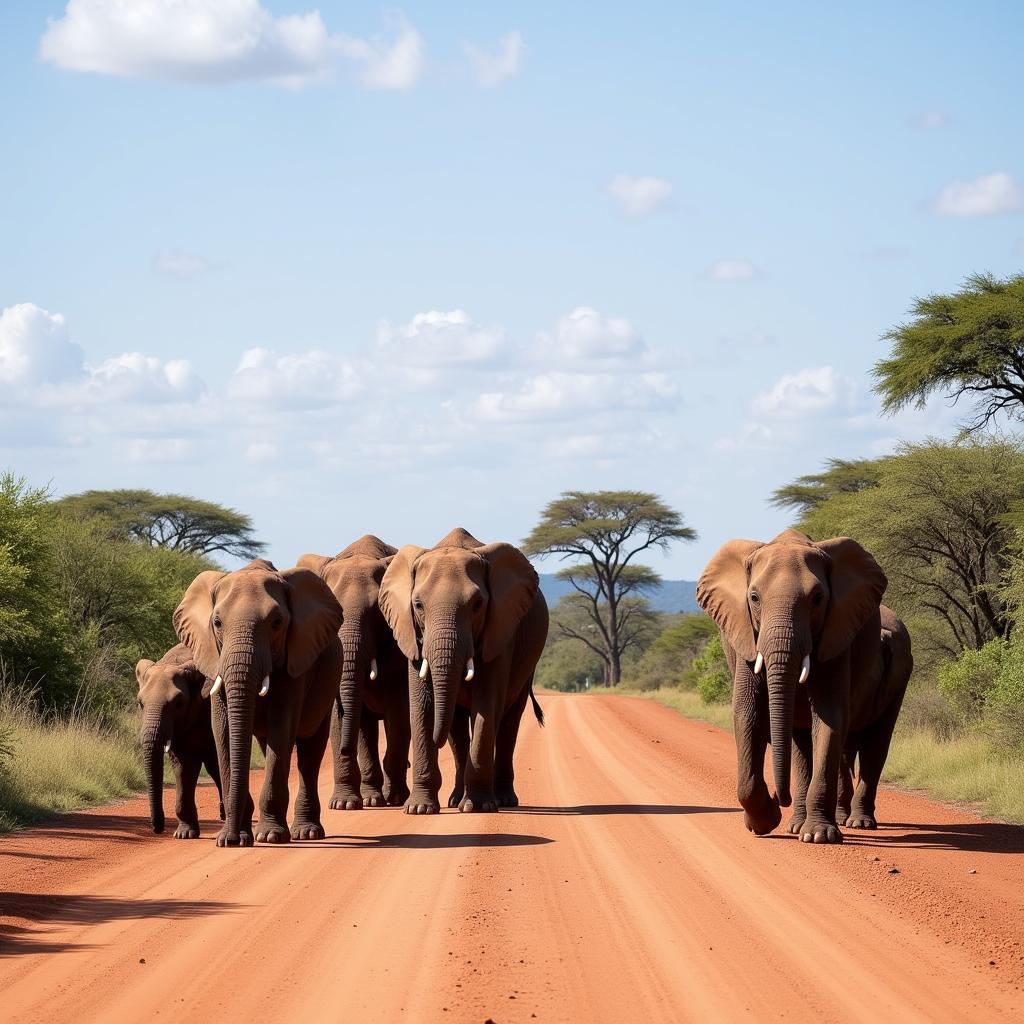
528, 681, 545, 728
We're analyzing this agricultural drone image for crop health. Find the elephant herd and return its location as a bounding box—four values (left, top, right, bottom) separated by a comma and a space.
137, 526, 913, 848
138, 528, 549, 847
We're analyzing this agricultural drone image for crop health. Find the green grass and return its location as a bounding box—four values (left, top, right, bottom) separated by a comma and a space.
614, 684, 1024, 824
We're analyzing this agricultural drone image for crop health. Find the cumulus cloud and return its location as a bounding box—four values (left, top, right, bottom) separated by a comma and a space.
228, 347, 362, 408
153, 251, 211, 279
0, 303, 84, 386
374, 310, 505, 368
464, 31, 523, 87
933, 172, 1024, 217
334, 13, 423, 91
607, 175, 672, 217
543, 307, 646, 362
750, 366, 856, 421
84, 353, 205, 403
707, 259, 757, 282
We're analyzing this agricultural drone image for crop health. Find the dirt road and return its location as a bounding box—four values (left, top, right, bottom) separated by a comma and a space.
2, 694, 1022, 1022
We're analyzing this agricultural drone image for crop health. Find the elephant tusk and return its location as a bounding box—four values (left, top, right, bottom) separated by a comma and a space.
753, 652, 764, 675
259, 675, 270, 697
164, 741, 171, 753
419, 659, 429, 680
465, 657, 475, 683
369, 658, 378, 681
799, 655, 810, 684
209, 674, 223, 697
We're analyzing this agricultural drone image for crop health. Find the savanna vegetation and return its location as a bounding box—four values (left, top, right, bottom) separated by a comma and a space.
0, 475, 260, 831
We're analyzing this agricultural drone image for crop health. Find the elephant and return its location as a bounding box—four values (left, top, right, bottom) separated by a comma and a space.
136, 643, 223, 838
378, 527, 548, 815
173, 558, 343, 847
696, 529, 912, 844
298, 535, 410, 810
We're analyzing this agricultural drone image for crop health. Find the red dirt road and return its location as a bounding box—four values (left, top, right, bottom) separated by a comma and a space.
2, 694, 1022, 1023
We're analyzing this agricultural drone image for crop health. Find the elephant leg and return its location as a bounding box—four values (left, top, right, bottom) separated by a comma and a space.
837, 752, 856, 823
382, 695, 411, 807
291, 713, 330, 840
732, 655, 781, 836
359, 715, 386, 807
786, 729, 813, 835
329, 701, 363, 811
255, 709, 296, 844
210, 690, 253, 842
406, 664, 441, 815
494, 684, 530, 807
447, 706, 471, 808
802, 671, 849, 844
460, 684, 500, 813
847, 691, 905, 829
173, 754, 202, 839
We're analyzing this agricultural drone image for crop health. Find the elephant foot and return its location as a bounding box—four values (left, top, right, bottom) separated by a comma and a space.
254, 819, 291, 844
837, 803, 852, 822
742, 796, 782, 836
405, 790, 440, 815
361, 787, 386, 807
495, 787, 519, 808
290, 821, 325, 841
845, 810, 878, 829
173, 822, 200, 839
800, 817, 843, 844
385, 785, 410, 807
216, 826, 253, 848
459, 790, 498, 813
786, 815, 806, 836
328, 787, 363, 811
447, 783, 464, 809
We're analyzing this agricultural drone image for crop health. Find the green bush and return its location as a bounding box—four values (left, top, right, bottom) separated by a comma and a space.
937, 638, 1006, 721
690, 634, 732, 704
630, 614, 717, 691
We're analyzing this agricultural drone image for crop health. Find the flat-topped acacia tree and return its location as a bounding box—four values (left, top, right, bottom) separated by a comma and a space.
523, 491, 695, 685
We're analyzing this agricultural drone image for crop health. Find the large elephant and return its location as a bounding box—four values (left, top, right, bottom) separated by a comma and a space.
696, 529, 912, 844
136, 643, 223, 838
298, 535, 410, 810
379, 528, 548, 815
173, 559, 343, 847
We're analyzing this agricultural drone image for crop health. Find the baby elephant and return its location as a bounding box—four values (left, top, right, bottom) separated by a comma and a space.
136, 644, 223, 838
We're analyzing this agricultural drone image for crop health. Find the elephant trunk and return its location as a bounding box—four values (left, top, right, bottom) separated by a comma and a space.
425, 622, 464, 748
140, 706, 169, 834
221, 625, 263, 837
761, 623, 802, 808
338, 626, 367, 757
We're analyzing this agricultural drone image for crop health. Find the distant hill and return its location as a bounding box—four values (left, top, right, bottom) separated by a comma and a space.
538, 573, 700, 615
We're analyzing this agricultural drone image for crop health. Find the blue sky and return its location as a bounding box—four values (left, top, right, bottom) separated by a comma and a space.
1, 2, 1022, 578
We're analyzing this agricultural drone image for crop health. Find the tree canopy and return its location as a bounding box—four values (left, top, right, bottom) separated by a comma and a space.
873, 272, 1024, 431
769, 458, 888, 514
523, 491, 695, 684
56, 489, 265, 561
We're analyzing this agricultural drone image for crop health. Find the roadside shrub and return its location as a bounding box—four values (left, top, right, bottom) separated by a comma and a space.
937, 638, 1005, 721
690, 635, 732, 704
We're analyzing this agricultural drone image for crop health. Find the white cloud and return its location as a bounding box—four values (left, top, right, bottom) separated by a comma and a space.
153, 251, 211, 279
464, 31, 523, 87
374, 310, 505, 368
228, 347, 362, 408
751, 366, 856, 421
933, 172, 1024, 217
40, 0, 335, 88
85, 353, 205, 403
0, 303, 84, 386
544, 306, 646, 362
607, 175, 672, 217
335, 14, 423, 91
910, 108, 950, 130
707, 259, 757, 282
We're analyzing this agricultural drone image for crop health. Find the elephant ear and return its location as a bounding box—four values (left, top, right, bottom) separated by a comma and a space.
696, 540, 763, 662
173, 570, 227, 680
478, 543, 539, 663
378, 545, 426, 662
815, 537, 887, 661
280, 567, 344, 678
135, 659, 155, 688
296, 552, 333, 577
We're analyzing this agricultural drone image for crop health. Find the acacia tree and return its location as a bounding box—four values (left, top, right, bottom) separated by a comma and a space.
769, 458, 888, 515
56, 489, 265, 561
523, 491, 695, 685
873, 272, 1024, 431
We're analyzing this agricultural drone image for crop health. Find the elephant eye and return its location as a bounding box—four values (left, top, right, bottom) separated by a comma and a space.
213, 614, 222, 630
749, 591, 759, 604
271, 614, 283, 630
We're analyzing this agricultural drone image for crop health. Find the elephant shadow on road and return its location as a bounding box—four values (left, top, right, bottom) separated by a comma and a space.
514, 803, 740, 816
0, 892, 238, 958
281, 832, 555, 850
847, 819, 1024, 855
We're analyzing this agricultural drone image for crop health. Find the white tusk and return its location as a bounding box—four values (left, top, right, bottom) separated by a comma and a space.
753, 652, 764, 675
369, 658, 378, 681
799, 655, 810, 684
464, 657, 475, 682
419, 659, 429, 680
259, 675, 270, 697
209, 674, 223, 697
164, 741, 171, 753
